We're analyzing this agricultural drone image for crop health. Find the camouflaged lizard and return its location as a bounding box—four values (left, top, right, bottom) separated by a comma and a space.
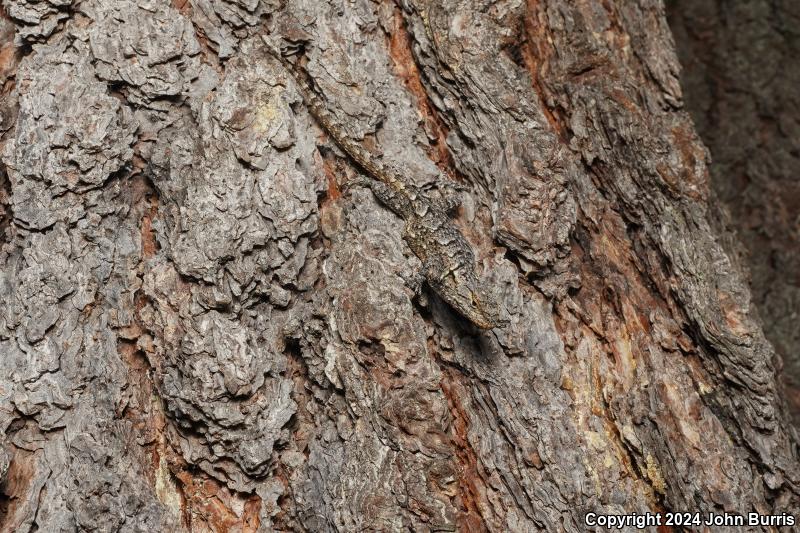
267, 44, 506, 329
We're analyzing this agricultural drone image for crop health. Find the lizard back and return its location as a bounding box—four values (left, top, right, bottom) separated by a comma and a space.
267, 44, 507, 329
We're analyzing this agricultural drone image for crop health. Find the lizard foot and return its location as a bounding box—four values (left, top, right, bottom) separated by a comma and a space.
341, 175, 371, 197
402, 271, 428, 308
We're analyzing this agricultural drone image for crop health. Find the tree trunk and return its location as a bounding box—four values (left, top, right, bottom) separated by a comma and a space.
0, 0, 797, 531
667, 0, 800, 428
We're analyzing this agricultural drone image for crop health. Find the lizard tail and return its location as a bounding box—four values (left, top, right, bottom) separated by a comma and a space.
264, 38, 402, 189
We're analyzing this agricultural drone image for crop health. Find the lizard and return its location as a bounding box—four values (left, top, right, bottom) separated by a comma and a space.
266, 43, 507, 330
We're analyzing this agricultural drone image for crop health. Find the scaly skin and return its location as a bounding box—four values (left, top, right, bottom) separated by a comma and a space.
267, 44, 506, 329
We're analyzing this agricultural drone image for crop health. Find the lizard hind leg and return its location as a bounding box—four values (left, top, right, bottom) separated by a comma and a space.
363, 178, 396, 205
340, 174, 372, 197
362, 177, 412, 217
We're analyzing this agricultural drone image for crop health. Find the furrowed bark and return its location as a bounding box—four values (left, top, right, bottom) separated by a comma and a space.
667, 0, 800, 428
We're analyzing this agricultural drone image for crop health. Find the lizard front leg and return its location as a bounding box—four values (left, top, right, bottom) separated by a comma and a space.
438, 191, 462, 214
428, 177, 466, 214
402, 269, 429, 309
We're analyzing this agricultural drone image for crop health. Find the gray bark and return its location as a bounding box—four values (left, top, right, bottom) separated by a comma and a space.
667, 0, 800, 427
0, 1, 796, 532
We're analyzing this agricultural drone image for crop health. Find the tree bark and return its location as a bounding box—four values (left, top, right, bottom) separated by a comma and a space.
0, 0, 797, 532
667, 0, 800, 427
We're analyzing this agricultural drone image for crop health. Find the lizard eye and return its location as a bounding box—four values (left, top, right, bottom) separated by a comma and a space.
470, 293, 480, 308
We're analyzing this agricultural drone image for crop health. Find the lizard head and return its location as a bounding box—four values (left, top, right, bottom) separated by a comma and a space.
436, 277, 509, 330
